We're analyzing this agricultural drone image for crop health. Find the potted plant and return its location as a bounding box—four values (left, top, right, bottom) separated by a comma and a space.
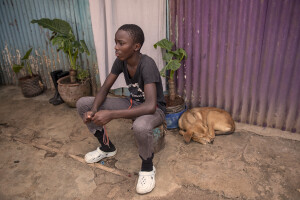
13, 48, 44, 97
57, 67, 91, 107
31, 18, 91, 107
154, 38, 187, 129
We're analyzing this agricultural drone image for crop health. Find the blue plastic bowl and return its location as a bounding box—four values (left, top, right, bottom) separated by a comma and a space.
165, 107, 187, 129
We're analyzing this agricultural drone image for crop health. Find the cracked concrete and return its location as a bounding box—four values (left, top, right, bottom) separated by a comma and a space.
0, 86, 300, 200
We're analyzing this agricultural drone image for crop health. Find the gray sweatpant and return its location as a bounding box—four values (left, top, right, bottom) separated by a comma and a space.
76, 96, 165, 160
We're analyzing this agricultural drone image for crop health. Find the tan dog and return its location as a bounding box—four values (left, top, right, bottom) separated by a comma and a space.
178, 107, 235, 144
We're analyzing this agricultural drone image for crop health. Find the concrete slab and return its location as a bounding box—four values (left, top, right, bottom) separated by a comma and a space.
0, 86, 299, 200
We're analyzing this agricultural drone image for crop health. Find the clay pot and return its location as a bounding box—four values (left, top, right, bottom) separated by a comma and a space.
57, 75, 91, 107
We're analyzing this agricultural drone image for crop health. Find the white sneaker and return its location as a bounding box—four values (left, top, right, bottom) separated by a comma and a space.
136, 166, 156, 194
84, 147, 117, 163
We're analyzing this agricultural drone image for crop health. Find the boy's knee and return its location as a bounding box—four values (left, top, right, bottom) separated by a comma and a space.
76, 97, 92, 113
76, 97, 91, 108
132, 121, 152, 134
76, 97, 84, 109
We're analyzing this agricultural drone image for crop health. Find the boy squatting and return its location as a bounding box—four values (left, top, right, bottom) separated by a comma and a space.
76, 24, 166, 194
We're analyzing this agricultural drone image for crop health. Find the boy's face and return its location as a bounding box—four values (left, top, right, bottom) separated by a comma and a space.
115, 30, 140, 61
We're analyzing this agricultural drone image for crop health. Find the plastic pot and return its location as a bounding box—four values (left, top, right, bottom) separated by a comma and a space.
165, 105, 187, 129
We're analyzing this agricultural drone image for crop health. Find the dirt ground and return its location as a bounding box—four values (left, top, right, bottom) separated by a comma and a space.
0, 86, 300, 200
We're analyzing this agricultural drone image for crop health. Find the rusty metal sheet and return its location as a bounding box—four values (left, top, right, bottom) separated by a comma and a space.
169, 0, 300, 132
0, 0, 99, 92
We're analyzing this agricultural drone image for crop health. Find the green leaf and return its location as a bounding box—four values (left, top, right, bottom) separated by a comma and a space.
64, 40, 72, 53
159, 66, 167, 77
73, 41, 81, 49
21, 48, 33, 60
178, 48, 188, 60
74, 41, 83, 54
80, 40, 90, 55
77, 67, 89, 80
32, 18, 90, 70
166, 60, 181, 71
163, 52, 173, 62
159, 60, 181, 78
31, 18, 73, 36
172, 48, 187, 60
50, 32, 57, 40
51, 36, 65, 48
13, 64, 24, 73
27, 63, 32, 76
67, 30, 75, 41
154, 39, 173, 51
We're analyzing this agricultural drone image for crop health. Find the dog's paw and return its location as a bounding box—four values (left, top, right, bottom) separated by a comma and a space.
197, 138, 208, 144
208, 137, 215, 144
201, 136, 214, 144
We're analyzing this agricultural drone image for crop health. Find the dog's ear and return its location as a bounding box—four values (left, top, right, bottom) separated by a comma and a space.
199, 120, 208, 128
191, 110, 202, 121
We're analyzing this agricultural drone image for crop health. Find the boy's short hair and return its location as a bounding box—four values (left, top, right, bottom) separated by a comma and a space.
118, 24, 145, 49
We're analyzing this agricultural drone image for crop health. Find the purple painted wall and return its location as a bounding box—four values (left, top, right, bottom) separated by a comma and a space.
169, 0, 300, 132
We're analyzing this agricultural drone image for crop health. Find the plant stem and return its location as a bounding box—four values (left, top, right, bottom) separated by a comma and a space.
68, 49, 74, 70
27, 63, 32, 77
168, 78, 176, 101
170, 70, 175, 80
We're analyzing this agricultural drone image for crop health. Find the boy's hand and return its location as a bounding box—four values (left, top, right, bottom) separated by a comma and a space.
83, 111, 95, 123
91, 110, 112, 126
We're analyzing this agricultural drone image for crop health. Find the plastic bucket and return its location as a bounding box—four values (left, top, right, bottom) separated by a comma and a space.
165, 106, 187, 129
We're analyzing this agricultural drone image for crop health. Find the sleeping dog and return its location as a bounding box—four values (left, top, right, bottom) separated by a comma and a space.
178, 107, 235, 144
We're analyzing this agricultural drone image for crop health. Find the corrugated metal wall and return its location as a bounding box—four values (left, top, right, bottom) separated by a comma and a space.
169, 0, 300, 132
0, 0, 99, 92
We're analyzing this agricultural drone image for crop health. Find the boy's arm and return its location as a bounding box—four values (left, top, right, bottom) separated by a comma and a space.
91, 83, 157, 125
83, 73, 118, 123
91, 73, 118, 113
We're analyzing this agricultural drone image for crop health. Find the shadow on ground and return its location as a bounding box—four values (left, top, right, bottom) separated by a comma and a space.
0, 86, 299, 200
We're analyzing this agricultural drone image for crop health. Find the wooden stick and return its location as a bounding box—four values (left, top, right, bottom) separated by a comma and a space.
68, 154, 132, 179
32, 142, 61, 153
12, 137, 133, 179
